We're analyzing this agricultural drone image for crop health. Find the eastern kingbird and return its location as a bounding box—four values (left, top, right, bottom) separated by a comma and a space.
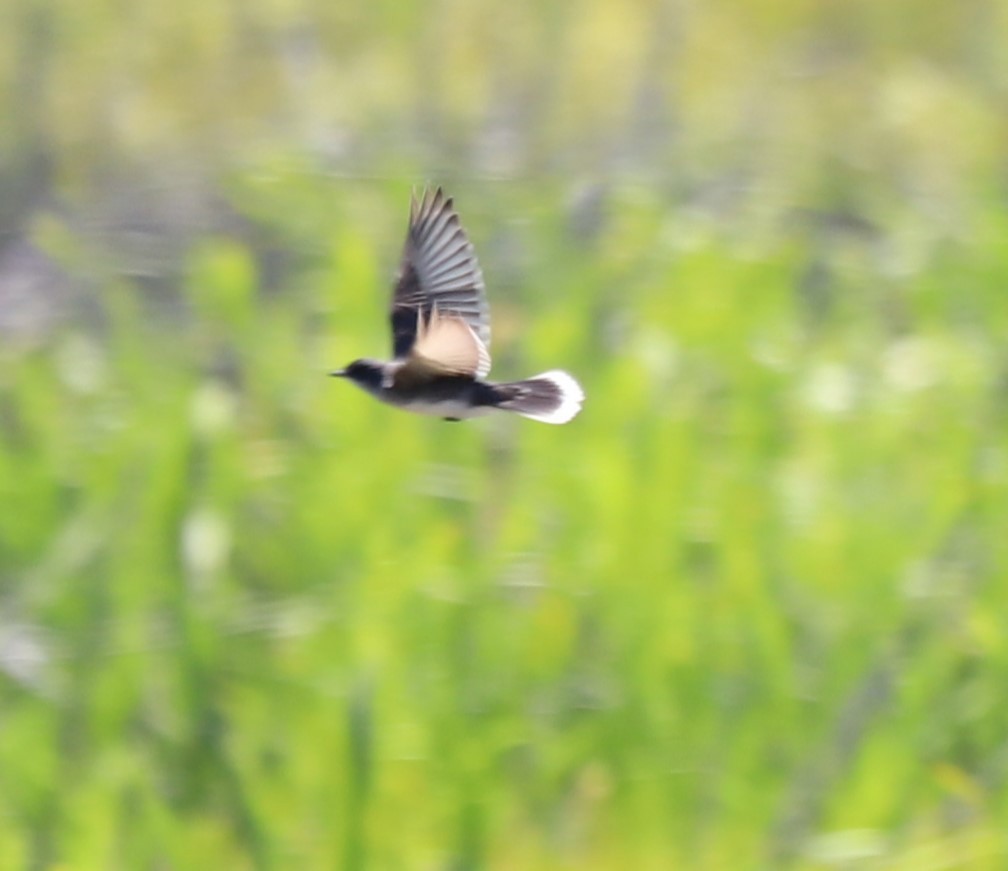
331, 187, 584, 424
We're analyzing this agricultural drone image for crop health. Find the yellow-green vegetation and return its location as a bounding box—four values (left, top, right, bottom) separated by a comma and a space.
2, 0, 1008, 868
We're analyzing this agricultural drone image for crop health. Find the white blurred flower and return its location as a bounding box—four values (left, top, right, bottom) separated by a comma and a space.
634, 327, 679, 380
805, 828, 886, 864
0, 623, 52, 692
882, 336, 937, 393
57, 334, 106, 394
802, 363, 856, 415
190, 380, 237, 437
181, 508, 231, 580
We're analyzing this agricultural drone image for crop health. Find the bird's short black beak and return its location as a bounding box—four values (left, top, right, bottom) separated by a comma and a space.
329, 369, 347, 378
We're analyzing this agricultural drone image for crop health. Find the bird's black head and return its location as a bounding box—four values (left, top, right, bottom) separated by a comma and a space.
330, 358, 384, 389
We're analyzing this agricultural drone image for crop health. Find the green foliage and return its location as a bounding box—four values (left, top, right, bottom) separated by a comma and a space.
3, 0, 1008, 867
4, 179, 1008, 868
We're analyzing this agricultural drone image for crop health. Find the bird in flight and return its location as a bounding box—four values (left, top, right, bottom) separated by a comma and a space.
331, 187, 584, 424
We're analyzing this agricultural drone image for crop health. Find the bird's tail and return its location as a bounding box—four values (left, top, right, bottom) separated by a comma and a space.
492, 370, 585, 424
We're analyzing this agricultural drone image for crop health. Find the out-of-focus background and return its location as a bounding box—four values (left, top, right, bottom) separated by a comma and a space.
3, 0, 1008, 867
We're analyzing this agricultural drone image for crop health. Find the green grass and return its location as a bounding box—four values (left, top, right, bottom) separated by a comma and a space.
3, 180, 1008, 868
3, 0, 1008, 867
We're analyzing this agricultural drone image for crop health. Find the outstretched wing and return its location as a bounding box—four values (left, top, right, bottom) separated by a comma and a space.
396, 307, 491, 381
390, 187, 491, 369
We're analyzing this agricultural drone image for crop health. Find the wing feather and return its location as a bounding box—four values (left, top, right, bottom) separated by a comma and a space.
390, 187, 491, 367
404, 309, 491, 378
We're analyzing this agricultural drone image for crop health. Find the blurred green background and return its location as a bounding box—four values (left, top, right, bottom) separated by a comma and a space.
3, 0, 1008, 868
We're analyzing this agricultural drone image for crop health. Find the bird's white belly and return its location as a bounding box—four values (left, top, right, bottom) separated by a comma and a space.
392, 397, 493, 419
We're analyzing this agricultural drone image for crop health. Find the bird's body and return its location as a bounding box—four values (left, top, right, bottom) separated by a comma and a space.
336, 358, 497, 420
332, 188, 584, 424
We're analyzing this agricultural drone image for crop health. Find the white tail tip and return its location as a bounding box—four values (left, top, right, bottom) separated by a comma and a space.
521, 370, 585, 424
